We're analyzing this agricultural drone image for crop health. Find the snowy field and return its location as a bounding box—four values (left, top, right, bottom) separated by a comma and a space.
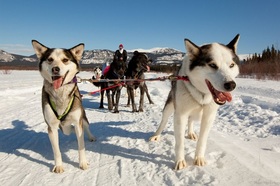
0, 70, 280, 186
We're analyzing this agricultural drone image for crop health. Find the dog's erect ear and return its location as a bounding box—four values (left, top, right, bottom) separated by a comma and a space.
70, 43, 84, 62
31, 40, 49, 59
227, 34, 240, 54
184, 39, 200, 60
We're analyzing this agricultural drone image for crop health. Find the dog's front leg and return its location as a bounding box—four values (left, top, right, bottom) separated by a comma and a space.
48, 126, 64, 173
112, 91, 116, 107
106, 91, 113, 110
126, 88, 131, 106
173, 111, 187, 170
99, 88, 105, 109
138, 86, 145, 112
75, 118, 88, 170
129, 87, 137, 112
113, 88, 122, 113
194, 104, 218, 166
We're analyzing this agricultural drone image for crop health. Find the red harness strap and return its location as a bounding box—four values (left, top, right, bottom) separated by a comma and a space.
176, 76, 189, 82
89, 82, 125, 95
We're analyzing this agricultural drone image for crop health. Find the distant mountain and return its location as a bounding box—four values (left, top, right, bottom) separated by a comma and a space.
0, 47, 185, 67
0, 48, 247, 68
81, 48, 185, 65
137, 48, 184, 64
127, 47, 182, 54
0, 50, 16, 62
0, 50, 37, 63
82, 49, 115, 64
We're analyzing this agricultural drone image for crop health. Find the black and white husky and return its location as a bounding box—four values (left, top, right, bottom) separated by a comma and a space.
32, 40, 95, 173
149, 35, 240, 170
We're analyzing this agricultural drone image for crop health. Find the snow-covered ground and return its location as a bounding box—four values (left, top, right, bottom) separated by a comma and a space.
0, 70, 280, 186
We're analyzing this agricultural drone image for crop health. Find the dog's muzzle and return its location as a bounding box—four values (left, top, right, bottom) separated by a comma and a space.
205, 80, 234, 105
51, 68, 69, 90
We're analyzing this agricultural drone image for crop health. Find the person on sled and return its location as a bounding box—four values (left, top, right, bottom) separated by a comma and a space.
102, 44, 127, 76
114, 44, 127, 63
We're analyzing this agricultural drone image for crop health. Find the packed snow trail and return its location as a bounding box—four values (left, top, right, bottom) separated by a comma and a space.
0, 71, 279, 186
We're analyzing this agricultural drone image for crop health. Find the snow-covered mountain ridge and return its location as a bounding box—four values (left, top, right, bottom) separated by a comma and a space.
0, 50, 16, 62
81, 47, 184, 64
0, 48, 247, 65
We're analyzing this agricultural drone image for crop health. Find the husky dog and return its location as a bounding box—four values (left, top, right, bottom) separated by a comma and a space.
149, 35, 240, 170
92, 67, 102, 80
91, 67, 107, 108
104, 58, 127, 113
32, 40, 95, 173
126, 51, 154, 112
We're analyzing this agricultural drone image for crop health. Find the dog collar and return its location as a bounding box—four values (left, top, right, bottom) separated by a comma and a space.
67, 76, 78, 84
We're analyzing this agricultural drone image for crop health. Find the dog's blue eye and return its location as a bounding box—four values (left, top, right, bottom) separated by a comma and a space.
229, 63, 235, 68
208, 63, 218, 69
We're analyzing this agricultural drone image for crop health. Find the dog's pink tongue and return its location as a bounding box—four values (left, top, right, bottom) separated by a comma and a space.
53, 77, 63, 89
218, 92, 232, 102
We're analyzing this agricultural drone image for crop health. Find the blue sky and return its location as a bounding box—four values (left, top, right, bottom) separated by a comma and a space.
0, 0, 279, 56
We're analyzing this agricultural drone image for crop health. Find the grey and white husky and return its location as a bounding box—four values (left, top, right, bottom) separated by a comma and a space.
149, 35, 240, 170
32, 40, 95, 173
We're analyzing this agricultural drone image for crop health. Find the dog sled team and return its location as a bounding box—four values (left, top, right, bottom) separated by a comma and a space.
91, 45, 154, 113
32, 34, 240, 173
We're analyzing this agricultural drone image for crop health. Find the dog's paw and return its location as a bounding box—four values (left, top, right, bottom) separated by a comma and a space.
194, 156, 207, 166
79, 161, 89, 170
52, 165, 64, 173
149, 135, 160, 141
186, 132, 198, 141
174, 160, 187, 170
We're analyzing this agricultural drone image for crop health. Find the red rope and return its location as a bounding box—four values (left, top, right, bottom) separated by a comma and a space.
89, 82, 126, 95
176, 76, 189, 81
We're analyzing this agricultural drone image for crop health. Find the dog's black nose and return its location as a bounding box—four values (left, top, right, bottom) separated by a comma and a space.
224, 81, 236, 91
52, 67, 60, 74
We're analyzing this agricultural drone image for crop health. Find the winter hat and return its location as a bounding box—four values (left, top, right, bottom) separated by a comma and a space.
119, 44, 123, 48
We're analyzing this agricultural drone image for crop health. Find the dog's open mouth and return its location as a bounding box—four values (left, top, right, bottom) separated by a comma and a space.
205, 80, 232, 105
52, 71, 68, 89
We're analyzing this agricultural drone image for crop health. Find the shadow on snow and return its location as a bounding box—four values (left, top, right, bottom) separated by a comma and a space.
0, 118, 172, 172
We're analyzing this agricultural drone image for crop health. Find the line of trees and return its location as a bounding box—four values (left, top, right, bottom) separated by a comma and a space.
150, 63, 180, 74
240, 45, 280, 80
